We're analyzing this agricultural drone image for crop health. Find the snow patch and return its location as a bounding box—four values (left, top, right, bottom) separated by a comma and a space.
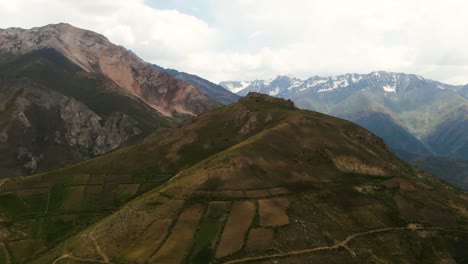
383, 85, 396, 93
306, 79, 327, 88
437, 85, 445, 90
332, 79, 349, 89
226, 81, 251, 93
287, 79, 303, 90
318, 87, 336, 93
269, 86, 280, 96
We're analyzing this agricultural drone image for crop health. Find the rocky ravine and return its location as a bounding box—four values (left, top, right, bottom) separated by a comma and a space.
0, 78, 147, 176
0, 23, 219, 117
0, 23, 222, 177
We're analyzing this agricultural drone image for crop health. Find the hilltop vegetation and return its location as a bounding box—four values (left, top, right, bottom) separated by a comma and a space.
0, 93, 466, 263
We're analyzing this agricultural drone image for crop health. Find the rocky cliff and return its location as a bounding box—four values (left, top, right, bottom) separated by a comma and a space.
0, 23, 220, 117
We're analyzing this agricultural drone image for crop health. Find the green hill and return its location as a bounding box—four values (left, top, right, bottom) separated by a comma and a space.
0, 93, 466, 263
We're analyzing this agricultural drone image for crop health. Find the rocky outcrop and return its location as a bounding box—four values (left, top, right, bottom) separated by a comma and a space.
0, 77, 160, 177
59, 98, 141, 156
0, 23, 220, 117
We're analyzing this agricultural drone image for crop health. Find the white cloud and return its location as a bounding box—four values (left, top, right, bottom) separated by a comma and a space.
0, 0, 467, 84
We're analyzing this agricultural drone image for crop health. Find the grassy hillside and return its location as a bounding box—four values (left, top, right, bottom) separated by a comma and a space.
0, 93, 466, 263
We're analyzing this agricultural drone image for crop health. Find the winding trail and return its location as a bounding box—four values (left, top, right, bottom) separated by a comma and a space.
52, 232, 111, 264
224, 225, 468, 264
52, 253, 113, 264
90, 233, 110, 263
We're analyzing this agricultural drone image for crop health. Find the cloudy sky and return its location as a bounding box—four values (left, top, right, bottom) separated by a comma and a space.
0, 0, 467, 84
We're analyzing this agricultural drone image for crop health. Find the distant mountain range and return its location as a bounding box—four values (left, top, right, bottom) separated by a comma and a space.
221, 72, 468, 188
0, 23, 221, 176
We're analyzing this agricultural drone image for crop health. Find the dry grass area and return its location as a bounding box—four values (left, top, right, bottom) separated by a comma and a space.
246, 228, 274, 251
216, 200, 256, 258
258, 197, 289, 227
151, 204, 203, 263
121, 218, 172, 262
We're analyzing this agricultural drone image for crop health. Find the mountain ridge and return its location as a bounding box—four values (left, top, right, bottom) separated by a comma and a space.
1, 92, 466, 263
0, 23, 220, 117
221, 72, 468, 189
0, 23, 224, 177
152, 64, 240, 105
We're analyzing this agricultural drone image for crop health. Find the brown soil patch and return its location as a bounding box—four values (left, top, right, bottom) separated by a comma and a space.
459, 194, 468, 201
216, 200, 256, 258
151, 204, 203, 263
246, 228, 274, 251
258, 197, 289, 227
415, 182, 432, 190
381, 177, 416, 190
397, 178, 416, 191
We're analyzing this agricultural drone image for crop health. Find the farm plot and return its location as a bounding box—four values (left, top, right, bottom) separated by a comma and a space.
216, 200, 256, 258
258, 197, 289, 227
150, 204, 204, 263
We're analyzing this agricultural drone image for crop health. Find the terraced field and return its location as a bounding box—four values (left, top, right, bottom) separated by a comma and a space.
0, 93, 467, 263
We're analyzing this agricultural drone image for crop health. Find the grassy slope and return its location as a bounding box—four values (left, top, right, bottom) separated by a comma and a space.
0, 93, 467, 263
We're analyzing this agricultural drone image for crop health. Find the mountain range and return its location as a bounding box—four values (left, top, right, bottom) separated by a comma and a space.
221, 73, 468, 188
1, 93, 466, 263
0, 23, 221, 176
0, 23, 467, 264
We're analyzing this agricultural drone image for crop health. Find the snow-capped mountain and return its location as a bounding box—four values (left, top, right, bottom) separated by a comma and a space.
220, 71, 467, 165
220, 71, 454, 98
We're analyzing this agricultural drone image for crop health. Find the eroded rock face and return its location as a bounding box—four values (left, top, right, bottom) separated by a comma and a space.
0, 81, 144, 175
0, 23, 218, 116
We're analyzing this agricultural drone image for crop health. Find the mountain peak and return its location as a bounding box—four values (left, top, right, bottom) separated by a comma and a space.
242, 92, 296, 109
0, 23, 219, 117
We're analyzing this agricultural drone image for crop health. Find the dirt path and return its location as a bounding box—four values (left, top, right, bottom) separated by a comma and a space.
90, 233, 110, 263
52, 232, 111, 264
52, 253, 112, 264
0, 241, 11, 264
224, 225, 468, 264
